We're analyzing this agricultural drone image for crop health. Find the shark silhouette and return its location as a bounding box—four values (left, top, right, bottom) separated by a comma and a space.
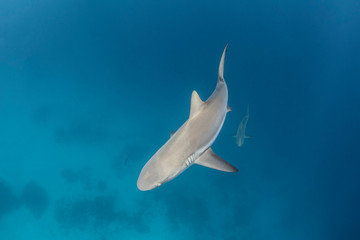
234, 105, 251, 147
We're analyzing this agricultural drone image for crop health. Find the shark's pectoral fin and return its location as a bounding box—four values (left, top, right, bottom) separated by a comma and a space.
195, 148, 238, 172
190, 90, 204, 118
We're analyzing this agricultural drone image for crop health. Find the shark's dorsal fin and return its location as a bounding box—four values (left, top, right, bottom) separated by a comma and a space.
190, 90, 204, 118
195, 148, 238, 172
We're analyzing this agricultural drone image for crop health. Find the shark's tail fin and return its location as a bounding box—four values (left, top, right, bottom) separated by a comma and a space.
218, 44, 228, 83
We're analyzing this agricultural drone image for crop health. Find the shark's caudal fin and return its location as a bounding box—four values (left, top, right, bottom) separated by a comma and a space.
195, 148, 238, 172
190, 90, 204, 118
218, 44, 228, 83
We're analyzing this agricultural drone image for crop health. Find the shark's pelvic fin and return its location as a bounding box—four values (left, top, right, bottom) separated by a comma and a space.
190, 90, 204, 118
195, 148, 238, 172
227, 105, 232, 112
218, 44, 228, 83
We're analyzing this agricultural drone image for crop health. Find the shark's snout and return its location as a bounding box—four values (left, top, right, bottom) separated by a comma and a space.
137, 167, 163, 191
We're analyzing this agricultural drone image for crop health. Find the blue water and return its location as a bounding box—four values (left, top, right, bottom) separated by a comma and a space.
1, 0, 359, 239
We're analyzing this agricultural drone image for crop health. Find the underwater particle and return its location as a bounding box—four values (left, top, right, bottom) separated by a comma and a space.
21, 181, 50, 218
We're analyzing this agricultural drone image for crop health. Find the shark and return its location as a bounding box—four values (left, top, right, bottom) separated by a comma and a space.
137, 45, 238, 191
234, 105, 250, 147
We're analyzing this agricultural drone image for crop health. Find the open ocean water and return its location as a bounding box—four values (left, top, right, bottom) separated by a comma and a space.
1, 0, 359, 239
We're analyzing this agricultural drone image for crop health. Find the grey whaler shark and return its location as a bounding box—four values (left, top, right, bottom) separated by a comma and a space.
137, 45, 238, 191
234, 105, 251, 147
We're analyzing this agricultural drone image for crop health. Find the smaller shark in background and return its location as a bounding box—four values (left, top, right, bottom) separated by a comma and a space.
234, 105, 251, 147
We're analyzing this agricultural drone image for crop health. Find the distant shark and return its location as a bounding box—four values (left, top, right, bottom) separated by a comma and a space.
234, 105, 250, 147
137, 45, 238, 191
